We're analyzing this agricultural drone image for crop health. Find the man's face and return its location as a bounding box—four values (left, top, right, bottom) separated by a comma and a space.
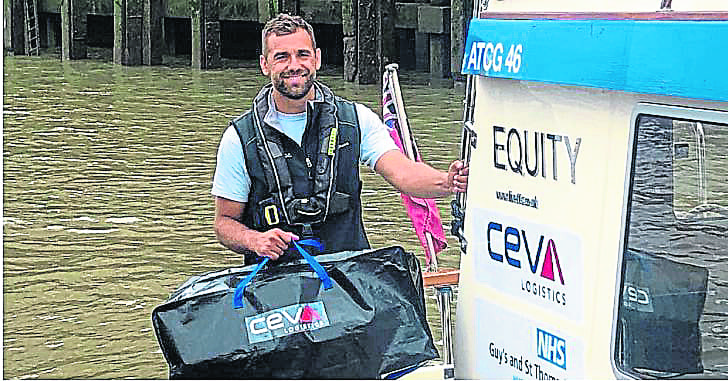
260, 29, 321, 100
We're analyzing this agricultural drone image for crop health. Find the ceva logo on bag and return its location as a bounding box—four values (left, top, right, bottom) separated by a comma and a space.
245, 301, 331, 344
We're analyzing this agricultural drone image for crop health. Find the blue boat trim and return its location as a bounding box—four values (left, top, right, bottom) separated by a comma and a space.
461, 18, 728, 102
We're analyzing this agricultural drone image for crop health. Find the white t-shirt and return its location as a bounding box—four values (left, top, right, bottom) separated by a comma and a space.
211, 94, 398, 203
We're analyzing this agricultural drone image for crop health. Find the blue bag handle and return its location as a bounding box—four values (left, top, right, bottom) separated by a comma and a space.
232, 239, 332, 309
292, 239, 333, 290
232, 257, 268, 309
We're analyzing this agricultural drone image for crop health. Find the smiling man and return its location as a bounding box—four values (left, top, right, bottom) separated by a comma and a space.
211, 13, 468, 264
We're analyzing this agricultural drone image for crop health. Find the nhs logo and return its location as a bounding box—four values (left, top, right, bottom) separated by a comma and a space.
537, 328, 566, 369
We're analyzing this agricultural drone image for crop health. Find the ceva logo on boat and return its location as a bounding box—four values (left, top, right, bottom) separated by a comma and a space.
487, 222, 567, 306
245, 301, 330, 344
536, 328, 566, 370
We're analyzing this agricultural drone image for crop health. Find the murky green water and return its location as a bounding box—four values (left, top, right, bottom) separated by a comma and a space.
3, 54, 464, 379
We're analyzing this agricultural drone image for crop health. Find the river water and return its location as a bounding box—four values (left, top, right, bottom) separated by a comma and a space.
3, 54, 464, 378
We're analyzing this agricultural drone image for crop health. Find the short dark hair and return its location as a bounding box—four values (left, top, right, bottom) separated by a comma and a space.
261, 14, 317, 56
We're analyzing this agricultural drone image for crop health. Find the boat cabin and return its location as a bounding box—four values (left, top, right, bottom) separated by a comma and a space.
449, 0, 728, 378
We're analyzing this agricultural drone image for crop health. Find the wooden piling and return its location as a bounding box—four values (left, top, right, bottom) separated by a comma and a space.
10, 0, 25, 54
113, 0, 125, 63
192, 0, 221, 69
143, 0, 164, 65
2, 2, 6, 51
450, 0, 471, 79
205, 20, 221, 68
206, 0, 221, 68
191, 9, 203, 67
341, 0, 357, 81
379, 0, 395, 68
4, 0, 13, 51
418, 4, 450, 79
61, 0, 88, 59
114, 0, 142, 65
356, 0, 378, 84
125, 0, 143, 64
115, 0, 163, 65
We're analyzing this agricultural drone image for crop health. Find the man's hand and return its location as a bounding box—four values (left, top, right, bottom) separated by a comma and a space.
214, 197, 301, 260
250, 228, 299, 260
448, 160, 469, 194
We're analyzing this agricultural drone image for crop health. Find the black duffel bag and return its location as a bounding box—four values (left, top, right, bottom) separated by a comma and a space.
151, 244, 438, 379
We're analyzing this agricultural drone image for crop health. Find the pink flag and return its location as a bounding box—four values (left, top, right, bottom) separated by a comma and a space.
382, 72, 447, 267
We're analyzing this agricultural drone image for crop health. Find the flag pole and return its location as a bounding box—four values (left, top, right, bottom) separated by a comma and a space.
385, 63, 439, 273
385, 64, 415, 160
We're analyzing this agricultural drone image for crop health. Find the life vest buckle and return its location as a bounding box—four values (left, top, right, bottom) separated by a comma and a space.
302, 223, 314, 239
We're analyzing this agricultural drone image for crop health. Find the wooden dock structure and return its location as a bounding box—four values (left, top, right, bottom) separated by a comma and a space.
4, 0, 473, 84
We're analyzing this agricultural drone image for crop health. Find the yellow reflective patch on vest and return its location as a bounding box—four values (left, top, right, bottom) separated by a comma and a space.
327, 127, 338, 156
264, 204, 280, 226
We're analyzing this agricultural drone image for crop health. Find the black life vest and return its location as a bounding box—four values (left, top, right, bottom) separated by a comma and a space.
230, 83, 370, 264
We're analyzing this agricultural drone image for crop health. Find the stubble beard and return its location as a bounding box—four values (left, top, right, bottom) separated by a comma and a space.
274, 70, 316, 100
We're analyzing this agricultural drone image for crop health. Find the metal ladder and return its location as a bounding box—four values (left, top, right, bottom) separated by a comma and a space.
23, 0, 40, 55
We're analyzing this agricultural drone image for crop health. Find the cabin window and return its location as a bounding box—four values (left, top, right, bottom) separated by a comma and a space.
615, 107, 728, 379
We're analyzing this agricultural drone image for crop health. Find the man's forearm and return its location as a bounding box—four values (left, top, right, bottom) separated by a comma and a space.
374, 150, 468, 198
375, 151, 453, 198
386, 161, 452, 198
214, 216, 257, 254
214, 212, 298, 260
